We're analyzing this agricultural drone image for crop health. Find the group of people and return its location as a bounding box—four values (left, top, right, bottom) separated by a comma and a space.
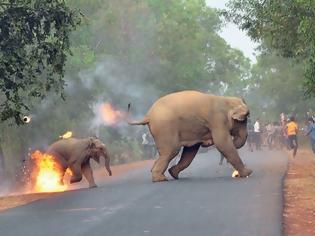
246, 118, 264, 152
247, 114, 315, 157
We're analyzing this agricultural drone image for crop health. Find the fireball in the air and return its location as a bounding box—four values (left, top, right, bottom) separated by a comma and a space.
23, 115, 32, 124
60, 131, 73, 139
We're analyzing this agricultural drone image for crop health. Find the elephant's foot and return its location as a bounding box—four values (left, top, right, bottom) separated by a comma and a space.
152, 174, 168, 182
70, 175, 82, 184
89, 184, 97, 189
238, 168, 253, 177
168, 166, 179, 180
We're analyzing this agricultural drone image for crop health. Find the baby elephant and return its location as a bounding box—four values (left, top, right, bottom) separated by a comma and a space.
46, 137, 112, 188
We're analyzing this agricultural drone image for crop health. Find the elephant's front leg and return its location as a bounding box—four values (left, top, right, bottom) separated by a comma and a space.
213, 129, 252, 177
69, 162, 83, 184
82, 161, 97, 188
168, 143, 200, 179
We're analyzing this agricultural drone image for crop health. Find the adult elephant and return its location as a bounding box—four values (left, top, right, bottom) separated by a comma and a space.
46, 137, 112, 188
128, 90, 252, 182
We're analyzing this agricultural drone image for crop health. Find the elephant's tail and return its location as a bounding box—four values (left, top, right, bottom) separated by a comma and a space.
127, 103, 149, 125
128, 119, 149, 125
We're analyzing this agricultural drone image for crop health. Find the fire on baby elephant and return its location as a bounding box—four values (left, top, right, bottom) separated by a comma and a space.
30, 150, 72, 193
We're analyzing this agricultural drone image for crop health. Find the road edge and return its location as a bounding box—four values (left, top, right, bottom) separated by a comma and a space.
0, 159, 154, 212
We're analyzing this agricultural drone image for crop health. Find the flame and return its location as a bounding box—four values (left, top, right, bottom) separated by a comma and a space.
60, 131, 73, 139
23, 115, 31, 123
99, 103, 125, 125
65, 168, 73, 176
232, 170, 240, 178
31, 150, 68, 192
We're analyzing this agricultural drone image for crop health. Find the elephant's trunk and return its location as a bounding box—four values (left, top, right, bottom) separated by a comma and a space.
91, 153, 112, 176
232, 121, 248, 149
104, 156, 112, 176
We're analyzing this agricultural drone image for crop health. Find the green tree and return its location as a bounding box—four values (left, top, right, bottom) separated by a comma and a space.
0, 0, 80, 124
246, 53, 315, 121
147, 0, 251, 93
225, 0, 315, 96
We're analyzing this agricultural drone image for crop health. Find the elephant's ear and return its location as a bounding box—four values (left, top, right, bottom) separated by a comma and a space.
229, 105, 249, 122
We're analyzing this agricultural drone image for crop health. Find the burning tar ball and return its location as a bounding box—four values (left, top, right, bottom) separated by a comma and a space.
232, 170, 240, 178
23, 116, 32, 124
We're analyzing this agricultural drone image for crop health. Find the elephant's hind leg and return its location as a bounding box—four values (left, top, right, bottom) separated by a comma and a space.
150, 124, 181, 182
151, 148, 180, 182
82, 161, 97, 188
58, 167, 66, 185
168, 143, 200, 180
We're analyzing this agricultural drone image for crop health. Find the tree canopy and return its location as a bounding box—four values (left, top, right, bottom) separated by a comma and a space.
0, 0, 80, 124
246, 53, 314, 120
225, 0, 315, 97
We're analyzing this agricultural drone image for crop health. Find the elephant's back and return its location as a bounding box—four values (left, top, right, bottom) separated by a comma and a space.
46, 138, 82, 158
146, 91, 215, 138
147, 90, 214, 117
48, 137, 77, 148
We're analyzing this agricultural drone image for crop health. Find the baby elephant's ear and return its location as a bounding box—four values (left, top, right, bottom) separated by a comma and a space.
230, 105, 249, 121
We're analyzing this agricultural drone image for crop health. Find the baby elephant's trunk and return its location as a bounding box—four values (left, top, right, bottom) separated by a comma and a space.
92, 153, 112, 176
104, 157, 112, 176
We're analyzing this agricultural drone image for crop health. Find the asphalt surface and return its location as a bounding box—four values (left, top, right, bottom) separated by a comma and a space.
0, 148, 288, 236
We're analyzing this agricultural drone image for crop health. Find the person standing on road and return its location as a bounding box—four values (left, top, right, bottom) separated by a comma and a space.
266, 122, 276, 149
147, 132, 157, 159
273, 122, 283, 149
280, 113, 290, 150
286, 116, 298, 157
142, 131, 150, 159
306, 117, 315, 154
254, 118, 262, 150
247, 118, 254, 152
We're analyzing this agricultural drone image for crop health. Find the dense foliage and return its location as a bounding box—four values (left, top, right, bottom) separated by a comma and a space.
246, 53, 314, 121
0, 0, 80, 124
225, 0, 315, 97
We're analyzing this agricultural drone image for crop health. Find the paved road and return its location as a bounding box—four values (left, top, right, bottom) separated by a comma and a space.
0, 149, 287, 236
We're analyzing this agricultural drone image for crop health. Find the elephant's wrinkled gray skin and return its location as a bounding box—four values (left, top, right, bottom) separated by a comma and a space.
46, 137, 112, 188
128, 90, 252, 182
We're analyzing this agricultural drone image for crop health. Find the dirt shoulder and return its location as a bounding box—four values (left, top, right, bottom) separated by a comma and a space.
0, 159, 153, 212
283, 149, 315, 236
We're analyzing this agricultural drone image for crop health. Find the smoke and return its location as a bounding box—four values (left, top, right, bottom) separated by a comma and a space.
89, 101, 127, 134
79, 57, 159, 107
76, 57, 159, 137
0, 176, 11, 197
0, 0, 162, 193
